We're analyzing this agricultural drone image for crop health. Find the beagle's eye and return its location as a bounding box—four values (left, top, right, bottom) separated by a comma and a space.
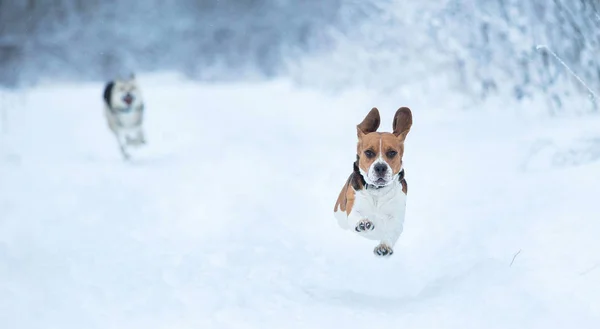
364, 150, 376, 158
386, 150, 398, 158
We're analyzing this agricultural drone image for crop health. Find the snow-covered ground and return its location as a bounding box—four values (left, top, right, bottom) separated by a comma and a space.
1, 74, 599, 329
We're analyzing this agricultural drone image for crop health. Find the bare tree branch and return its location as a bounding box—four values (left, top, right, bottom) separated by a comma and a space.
579, 263, 600, 276
510, 249, 522, 267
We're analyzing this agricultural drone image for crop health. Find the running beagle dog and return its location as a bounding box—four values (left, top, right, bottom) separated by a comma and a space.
334, 107, 413, 257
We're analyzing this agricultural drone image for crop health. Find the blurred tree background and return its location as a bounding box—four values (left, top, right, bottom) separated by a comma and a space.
0, 0, 344, 84
1, 0, 599, 113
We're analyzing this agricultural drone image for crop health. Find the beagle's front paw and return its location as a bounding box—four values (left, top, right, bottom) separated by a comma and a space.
373, 243, 393, 257
355, 219, 375, 232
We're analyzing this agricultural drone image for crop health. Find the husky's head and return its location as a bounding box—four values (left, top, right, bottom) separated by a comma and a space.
111, 74, 143, 108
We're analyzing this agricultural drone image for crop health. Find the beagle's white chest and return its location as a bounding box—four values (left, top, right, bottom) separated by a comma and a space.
352, 182, 407, 243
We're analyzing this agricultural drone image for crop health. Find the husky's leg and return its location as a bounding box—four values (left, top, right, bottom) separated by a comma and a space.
115, 132, 130, 160
132, 110, 146, 146
119, 141, 130, 160
125, 126, 146, 147
104, 106, 118, 134
137, 127, 146, 145
105, 108, 130, 160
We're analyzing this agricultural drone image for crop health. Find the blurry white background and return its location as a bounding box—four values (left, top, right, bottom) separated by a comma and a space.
1, 1, 600, 329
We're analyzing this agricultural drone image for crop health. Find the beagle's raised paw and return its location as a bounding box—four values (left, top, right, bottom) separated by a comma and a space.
355, 219, 375, 232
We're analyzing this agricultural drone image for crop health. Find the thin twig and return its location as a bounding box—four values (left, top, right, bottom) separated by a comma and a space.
510, 249, 522, 267
536, 45, 597, 102
579, 263, 600, 276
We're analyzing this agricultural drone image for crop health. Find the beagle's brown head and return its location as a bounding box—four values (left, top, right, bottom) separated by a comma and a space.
356, 107, 412, 187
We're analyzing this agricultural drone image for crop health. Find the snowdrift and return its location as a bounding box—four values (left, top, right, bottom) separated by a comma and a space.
1, 74, 599, 328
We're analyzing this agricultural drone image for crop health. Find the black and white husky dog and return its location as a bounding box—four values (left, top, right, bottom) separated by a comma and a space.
102, 74, 146, 160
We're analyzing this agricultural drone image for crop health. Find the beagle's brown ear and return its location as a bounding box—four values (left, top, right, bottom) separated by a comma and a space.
392, 107, 413, 140
357, 107, 381, 138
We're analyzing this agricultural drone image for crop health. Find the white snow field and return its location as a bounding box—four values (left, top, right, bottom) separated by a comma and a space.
1, 74, 600, 329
